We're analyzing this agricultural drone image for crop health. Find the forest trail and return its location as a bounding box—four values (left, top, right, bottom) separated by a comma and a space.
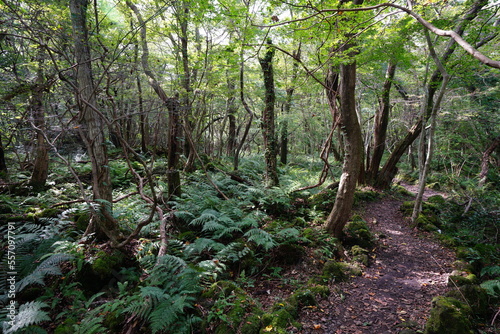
298, 186, 456, 333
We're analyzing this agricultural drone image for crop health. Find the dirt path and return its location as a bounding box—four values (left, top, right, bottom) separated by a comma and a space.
298, 188, 456, 333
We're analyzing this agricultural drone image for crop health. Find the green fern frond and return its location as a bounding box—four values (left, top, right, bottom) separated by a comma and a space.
184, 238, 224, 258
16, 253, 73, 292
73, 310, 107, 334
244, 228, 276, 251
216, 242, 252, 262
3, 301, 50, 334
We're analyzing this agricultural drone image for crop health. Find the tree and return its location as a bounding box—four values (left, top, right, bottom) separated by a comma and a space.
325, 0, 365, 237
259, 39, 279, 187
69, 0, 121, 243
127, 0, 182, 198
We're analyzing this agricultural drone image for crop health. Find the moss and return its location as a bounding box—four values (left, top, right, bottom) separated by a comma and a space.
446, 285, 490, 317
436, 234, 458, 247
75, 212, 90, 231
260, 308, 300, 334
91, 250, 125, 278
308, 188, 336, 211
424, 296, 473, 334
54, 318, 78, 334
308, 284, 330, 298
448, 274, 478, 287
321, 260, 347, 282
427, 182, 440, 190
103, 310, 124, 332
38, 208, 60, 218
427, 195, 446, 205
400, 201, 414, 216
353, 189, 381, 204
203, 281, 263, 334
391, 184, 414, 197
343, 217, 374, 248
452, 260, 474, 273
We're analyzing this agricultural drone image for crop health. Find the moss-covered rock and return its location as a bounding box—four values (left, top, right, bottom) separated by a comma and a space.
424, 296, 473, 334
391, 184, 414, 197
75, 212, 90, 231
446, 285, 490, 318
203, 281, 264, 334
448, 273, 478, 287
308, 187, 337, 211
261, 308, 300, 334
350, 245, 370, 266
353, 189, 381, 205
91, 250, 125, 278
343, 216, 374, 248
427, 195, 446, 205
320, 260, 362, 283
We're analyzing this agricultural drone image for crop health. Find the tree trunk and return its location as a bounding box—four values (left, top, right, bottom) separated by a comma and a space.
325, 0, 364, 238
127, 0, 181, 198
366, 62, 396, 183
259, 39, 279, 187
0, 132, 7, 177
478, 135, 500, 187
226, 77, 237, 156
70, 0, 120, 243
29, 48, 49, 192
281, 48, 300, 165
374, 0, 489, 189
325, 60, 364, 237
412, 30, 450, 223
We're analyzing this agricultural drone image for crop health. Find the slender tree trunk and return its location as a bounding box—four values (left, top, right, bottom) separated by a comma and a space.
375, 0, 488, 189
259, 39, 279, 187
478, 136, 500, 186
127, 0, 181, 198
366, 62, 397, 183
0, 132, 7, 177
281, 48, 300, 165
325, 60, 364, 237
226, 77, 237, 156
234, 48, 255, 171
29, 48, 49, 191
325, 0, 364, 238
412, 30, 450, 224
70, 0, 120, 243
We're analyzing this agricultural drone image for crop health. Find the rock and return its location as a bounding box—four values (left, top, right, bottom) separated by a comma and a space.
424, 296, 473, 334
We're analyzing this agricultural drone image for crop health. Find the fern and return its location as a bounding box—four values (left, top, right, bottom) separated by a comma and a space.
244, 228, 276, 251
2, 301, 50, 334
16, 253, 74, 292
122, 255, 202, 333
480, 280, 500, 298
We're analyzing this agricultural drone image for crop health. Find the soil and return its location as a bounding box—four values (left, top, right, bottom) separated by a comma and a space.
294, 184, 456, 333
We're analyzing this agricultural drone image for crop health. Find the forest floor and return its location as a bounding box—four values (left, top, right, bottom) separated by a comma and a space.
294, 184, 457, 333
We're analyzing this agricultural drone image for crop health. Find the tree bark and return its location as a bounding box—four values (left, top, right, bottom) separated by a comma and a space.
325, 60, 364, 237
0, 132, 7, 177
259, 39, 279, 187
29, 47, 49, 192
281, 48, 300, 165
478, 135, 500, 187
324, 0, 364, 238
366, 62, 396, 184
127, 0, 181, 198
70, 0, 120, 243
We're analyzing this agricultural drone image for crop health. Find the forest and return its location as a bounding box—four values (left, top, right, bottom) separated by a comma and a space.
0, 0, 499, 333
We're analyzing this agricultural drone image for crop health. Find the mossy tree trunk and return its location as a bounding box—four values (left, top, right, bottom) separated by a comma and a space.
259, 39, 279, 187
